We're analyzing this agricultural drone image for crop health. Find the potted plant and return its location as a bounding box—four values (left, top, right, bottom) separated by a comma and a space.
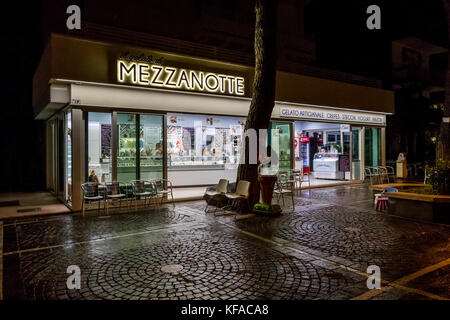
426, 160, 450, 195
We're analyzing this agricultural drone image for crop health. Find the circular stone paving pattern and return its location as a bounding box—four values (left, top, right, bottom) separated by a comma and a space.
21, 229, 348, 300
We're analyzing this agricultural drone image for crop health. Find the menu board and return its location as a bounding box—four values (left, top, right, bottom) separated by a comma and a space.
144, 127, 161, 147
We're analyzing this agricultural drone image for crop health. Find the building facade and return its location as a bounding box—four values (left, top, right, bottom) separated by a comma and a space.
33, 34, 394, 211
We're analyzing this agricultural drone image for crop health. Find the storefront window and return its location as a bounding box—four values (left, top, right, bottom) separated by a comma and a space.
167, 113, 246, 186
365, 127, 382, 167
293, 121, 350, 181
87, 112, 112, 183
351, 127, 363, 180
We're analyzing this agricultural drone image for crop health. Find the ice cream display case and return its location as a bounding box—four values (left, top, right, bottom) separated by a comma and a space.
168, 155, 241, 171
312, 153, 344, 180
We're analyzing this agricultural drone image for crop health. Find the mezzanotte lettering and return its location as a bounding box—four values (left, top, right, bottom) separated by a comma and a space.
117, 60, 245, 96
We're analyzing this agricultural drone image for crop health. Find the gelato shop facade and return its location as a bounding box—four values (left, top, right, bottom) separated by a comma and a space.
33, 34, 394, 211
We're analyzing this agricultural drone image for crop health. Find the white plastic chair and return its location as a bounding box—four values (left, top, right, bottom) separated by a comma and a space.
204, 179, 229, 213
219, 180, 251, 215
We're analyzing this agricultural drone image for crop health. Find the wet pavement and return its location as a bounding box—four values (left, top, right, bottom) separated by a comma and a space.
1, 184, 449, 300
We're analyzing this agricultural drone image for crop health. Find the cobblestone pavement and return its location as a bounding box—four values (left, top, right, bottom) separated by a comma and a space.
1, 184, 449, 300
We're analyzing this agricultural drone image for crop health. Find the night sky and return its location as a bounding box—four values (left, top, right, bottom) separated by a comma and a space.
0, 0, 447, 192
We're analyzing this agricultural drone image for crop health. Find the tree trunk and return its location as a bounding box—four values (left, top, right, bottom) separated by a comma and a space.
437, 0, 450, 160
236, 0, 278, 210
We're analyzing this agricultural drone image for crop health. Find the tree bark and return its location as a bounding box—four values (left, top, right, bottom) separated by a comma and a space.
437, 0, 450, 160
236, 0, 278, 210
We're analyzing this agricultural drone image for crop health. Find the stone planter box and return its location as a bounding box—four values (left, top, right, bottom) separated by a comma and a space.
371, 183, 450, 224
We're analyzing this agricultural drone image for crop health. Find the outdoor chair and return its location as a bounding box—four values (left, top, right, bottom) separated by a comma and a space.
297, 168, 311, 194
385, 166, 396, 183
145, 181, 161, 209
104, 181, 126, 214
365, 167, 380, 185
378, 166, 396, 183
274, 173, 295, 210
292, 169, 302, 193
378, 166, 389, 184
131, 180, 156, 211
219, 180, 251, 215
371, 167, 382, 184
120, 183, 134, 208
154, 179, 175, 208
81, 182, 105, 216
204, 179, 229, 213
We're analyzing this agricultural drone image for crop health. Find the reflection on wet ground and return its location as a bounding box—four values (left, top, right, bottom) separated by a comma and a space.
1, 184, 449, 300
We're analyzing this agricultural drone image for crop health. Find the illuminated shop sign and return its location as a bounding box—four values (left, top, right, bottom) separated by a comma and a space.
117, 60, 245, 96
280, 106, 386, 125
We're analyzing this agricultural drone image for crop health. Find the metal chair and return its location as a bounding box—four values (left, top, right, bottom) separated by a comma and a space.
299, 169, 311, 193
120, 182, 134, 208
81, 182, 105, 217
274, 174, 295, 210
145, 181, 161, 209
104, 181, 126, 214
364, 167, 376, 185
372, 167, 382, 184
292, 169, 302, 194
131, 180, 155, 211
385, 166, 396, 183
154, 179, 175, 208
365, 167, 381, 185
378, 166, 395, 184
378, 166, 389, 184
204, 179, 229, 213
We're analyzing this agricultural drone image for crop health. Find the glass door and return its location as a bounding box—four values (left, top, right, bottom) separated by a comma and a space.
117, 113, 164, 184
140, 114, 164, 181
117, 113, 138, 183
87, 112, 113, 183
351, 126, 363, 180
365, 127, 382, 167
49, 120, 57, 194
342, 130, 351, 180
269, 122, 292, 173
57, 113, 64, 201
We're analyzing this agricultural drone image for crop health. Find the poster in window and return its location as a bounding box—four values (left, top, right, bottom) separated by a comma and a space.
101, 124, 112, 157
339, 154, 350, 172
